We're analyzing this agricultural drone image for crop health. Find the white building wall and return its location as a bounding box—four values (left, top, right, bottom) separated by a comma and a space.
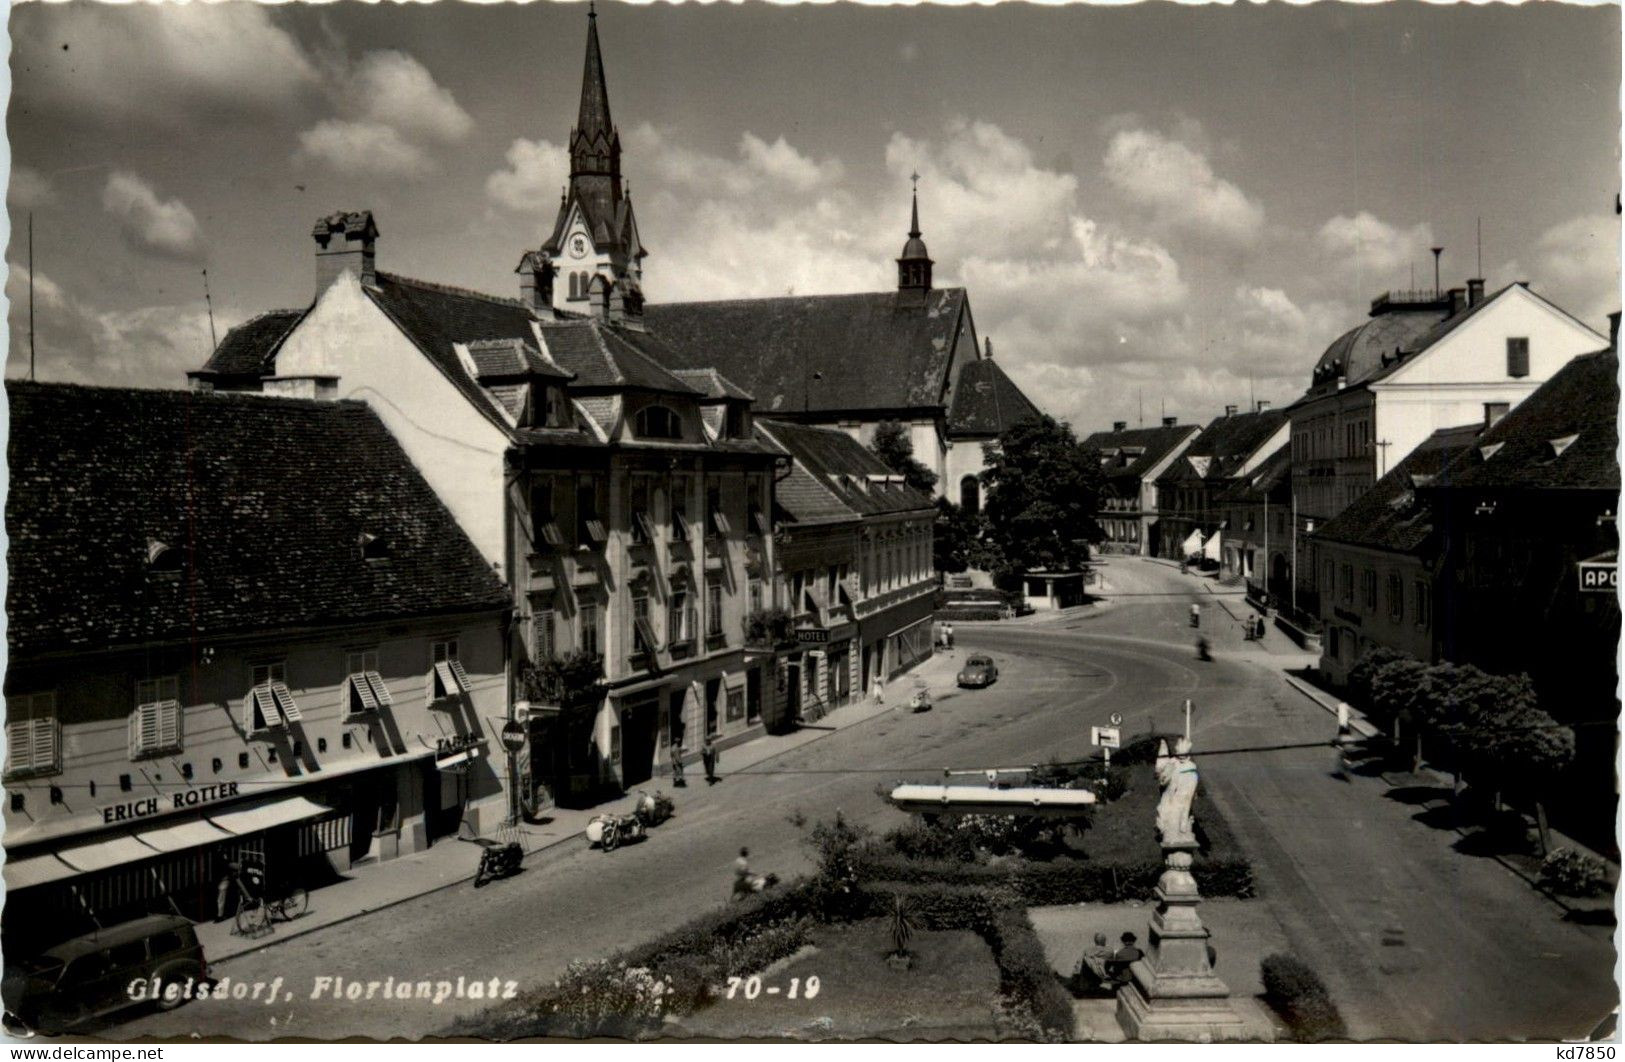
271, 272, 512, 572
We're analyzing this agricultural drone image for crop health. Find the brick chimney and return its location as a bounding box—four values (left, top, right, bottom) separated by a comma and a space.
1162, 415, 1177, 427
312, 211, 377, 297
1113, 420, 1127, 432
1224, 404, 1238, 416
1610, 311, 1620, 349
517, 252, 555, 315
984, 337, 994, 360
1255, 399, 1271, 413
1447, 287, 1467, 317
1466, 278, 1486, 307
1484, 401, 1510, 429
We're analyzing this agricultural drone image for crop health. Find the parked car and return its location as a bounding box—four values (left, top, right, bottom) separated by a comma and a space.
957, 654, 999, 688
2, 914, 209, 1034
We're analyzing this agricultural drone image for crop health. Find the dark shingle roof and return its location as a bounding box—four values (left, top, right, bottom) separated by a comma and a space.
670, 368, 754, 402
466, 337, 572, 381
1314, 424, 1482, 552
1433, 349, 1619, 492
644, 289, 969, 414
535, 320, 699, 395
1216, 441, 1293, 505
196, 309, 305, 378
948, 357, 1042, 438
1156, 409, 1289, 485
1081, 423, 1200, 482
757, 419, 934, 523
6, 382, 508, 657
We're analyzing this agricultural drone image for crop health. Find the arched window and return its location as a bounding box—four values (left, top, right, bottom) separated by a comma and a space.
960, 475, 980, 514
635, 405, 682, 440
568, 273, 579, 301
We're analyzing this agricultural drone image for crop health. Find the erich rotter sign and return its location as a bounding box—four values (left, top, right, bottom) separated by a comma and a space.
1578, 561, 1617, 593
101, 782, 242, 825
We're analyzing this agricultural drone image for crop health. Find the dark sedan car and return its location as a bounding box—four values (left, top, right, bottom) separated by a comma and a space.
956, 654, 999, 688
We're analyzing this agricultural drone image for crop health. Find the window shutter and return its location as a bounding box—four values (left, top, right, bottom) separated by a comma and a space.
31, 716, 57, 772
365, 672, 393, 708
349, 674, 380, 714
270, 682, 302, 723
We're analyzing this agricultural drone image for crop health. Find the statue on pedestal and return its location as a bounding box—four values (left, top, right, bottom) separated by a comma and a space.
1154, 737, 1199, 849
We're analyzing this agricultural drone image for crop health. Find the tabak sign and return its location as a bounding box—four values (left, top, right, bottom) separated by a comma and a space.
101, 782, 242, 826
1578, 560, 1617, 593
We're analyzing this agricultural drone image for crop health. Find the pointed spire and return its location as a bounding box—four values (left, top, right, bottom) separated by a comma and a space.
909, 171, 922, 238
897, 172, 933, 296
577, 3, 613, 144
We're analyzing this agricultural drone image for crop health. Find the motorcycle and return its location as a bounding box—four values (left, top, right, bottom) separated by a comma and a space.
468, 836, 524, 887
634, 790, 675, 829
730, 871, 780, 902
586, 812, 646, 852
908, 681, 933, 713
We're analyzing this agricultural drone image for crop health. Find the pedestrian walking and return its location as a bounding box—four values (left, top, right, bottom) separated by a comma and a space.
871, 675, 885, 705
671, 741, 687, 788
943, 622, 954, 651
701, 734, 719, 785
1189, 602, 1201, 628
1335, 701, 1355, 780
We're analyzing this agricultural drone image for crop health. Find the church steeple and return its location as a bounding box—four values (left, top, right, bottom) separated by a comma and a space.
530, 5, 646, 319
897, 175, 933, 296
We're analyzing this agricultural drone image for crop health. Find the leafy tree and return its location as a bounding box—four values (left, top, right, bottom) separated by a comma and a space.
979, 416, 1105, 575
933, 498, 1007, 575
870, 421, 938, 496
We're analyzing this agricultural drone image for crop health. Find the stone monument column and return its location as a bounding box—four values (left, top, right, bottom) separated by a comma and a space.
1117, 739, 1247, 1042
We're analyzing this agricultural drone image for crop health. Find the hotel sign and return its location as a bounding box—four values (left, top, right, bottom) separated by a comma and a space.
1578, 561, 1617, 593
796, 628, 830, 645
101, 782, 242, 826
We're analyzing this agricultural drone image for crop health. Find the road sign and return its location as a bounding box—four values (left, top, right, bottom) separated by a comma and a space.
1091, 726, 1121, 749
500, 720, 527, 753
1109, 713, 1123, 727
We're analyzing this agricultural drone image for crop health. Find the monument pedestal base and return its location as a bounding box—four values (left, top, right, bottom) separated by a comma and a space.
1116, 844, 1246, 1043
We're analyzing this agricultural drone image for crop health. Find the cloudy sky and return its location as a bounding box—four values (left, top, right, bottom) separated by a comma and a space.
6, 1, 1619, 431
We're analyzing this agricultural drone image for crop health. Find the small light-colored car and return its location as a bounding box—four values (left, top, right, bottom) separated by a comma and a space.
2, 914, 209, 1034
957, 654, 999, 688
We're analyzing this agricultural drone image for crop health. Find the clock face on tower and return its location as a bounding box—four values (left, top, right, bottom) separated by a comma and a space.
569, 234, 588, 259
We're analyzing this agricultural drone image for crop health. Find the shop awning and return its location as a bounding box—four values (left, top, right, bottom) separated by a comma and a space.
55, 832, 163, 873
206, 795, 332, 837
137, 816, 234, 853
1181, 529, 1204, 556
3, 852, 79, 890
1203, 531, 1223, 562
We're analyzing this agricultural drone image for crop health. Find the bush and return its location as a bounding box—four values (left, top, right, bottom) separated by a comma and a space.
537, 960, 670, 1040
1029, 759, 1130, 803
1540, 847, 1610, 898
935, 607, 1007, 622
1347, 646, 1409, 710
986, 907, 1075, 1041
850, 852, 1255, 903
1260, 954, 1347, 1041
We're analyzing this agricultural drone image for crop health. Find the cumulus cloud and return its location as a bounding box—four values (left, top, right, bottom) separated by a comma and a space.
8, 166, 55, 210
101, 172, 203, 262
6, 265, 230, 389
13, 4, 320, 126
1103, 127, 1264, 247
486, 138, 570, 214
1501, 213, 1620, 328
296, 50, 471, 178
1316, 211, 1436, 295
628, 125, 844, 202
1230, 285, 1349, 381
297, 120, 434, 179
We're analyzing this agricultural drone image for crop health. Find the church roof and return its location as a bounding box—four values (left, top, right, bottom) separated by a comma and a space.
947, 356, 1042, 439
576, 9, 613, 146
643, 288, 969, 415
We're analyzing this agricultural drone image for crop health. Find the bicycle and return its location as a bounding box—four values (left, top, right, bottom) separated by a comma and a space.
229, 874, 308, 936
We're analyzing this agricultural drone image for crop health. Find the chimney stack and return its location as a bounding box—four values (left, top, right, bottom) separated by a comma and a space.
517, 252, 556, 315
1483, 401, 1510, 429
1610, 311, 1620, 349
1113, 420, 1127, 432
1466, 278, 1486, 307
983, 337, 994, 360
312, 211, 378, 297
1447, 287, 1467, 317
1224, 404, 1238, 417
1255, 399, 1271, 413
1162, 415, 1177, 427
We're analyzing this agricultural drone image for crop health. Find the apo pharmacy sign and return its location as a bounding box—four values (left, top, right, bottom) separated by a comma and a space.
1578, 560, 1617, 594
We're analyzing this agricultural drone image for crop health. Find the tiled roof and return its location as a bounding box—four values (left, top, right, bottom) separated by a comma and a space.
536, 320, 699, 394
644, 288, 969, 414
466, 337, 572, 381
757, 419, 935, 523
670, 368, 754, 402
5, 382, 509, 657
365, 272, 538, 426
1314, 424, 1482, 552
947, 357, 1042, 438
1216, 441, 1293, 504
195, 309, 305, 378
1432, 349, 1619, 493
1156, 409, 1288, 485
1081, 424, 1200, 481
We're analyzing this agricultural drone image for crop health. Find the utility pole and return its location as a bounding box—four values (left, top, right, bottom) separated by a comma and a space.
201, 269, 218, 352
28, 212, 35, 381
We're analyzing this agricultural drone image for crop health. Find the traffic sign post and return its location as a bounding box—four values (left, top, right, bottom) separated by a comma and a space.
1091, 725, 1122, 769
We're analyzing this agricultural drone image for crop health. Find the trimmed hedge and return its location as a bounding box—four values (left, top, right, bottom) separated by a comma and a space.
1260, 954, 1347, 1041
986, 907, 1075, 1041
936, 607, 1008, 622
849, 853, 1255, 902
